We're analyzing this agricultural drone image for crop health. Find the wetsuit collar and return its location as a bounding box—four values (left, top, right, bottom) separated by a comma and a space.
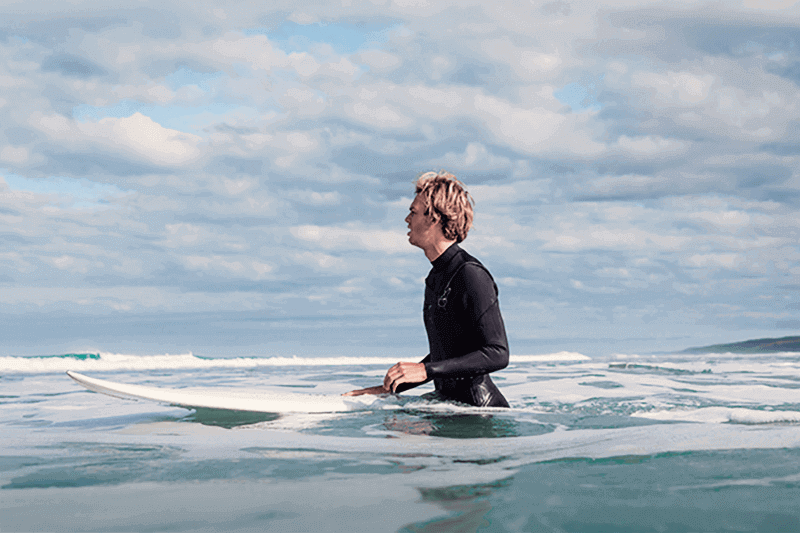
431, 242, 461, 271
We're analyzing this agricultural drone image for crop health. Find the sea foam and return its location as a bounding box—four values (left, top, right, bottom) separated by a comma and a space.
0, 351, 589, 373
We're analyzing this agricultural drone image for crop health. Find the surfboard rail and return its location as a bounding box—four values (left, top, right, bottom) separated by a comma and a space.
66, 371, 379, 413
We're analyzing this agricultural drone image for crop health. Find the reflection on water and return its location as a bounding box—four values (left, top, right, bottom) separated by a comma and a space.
402, 478, 513, 532
182, 408, 280, 429
383, 412, 550, 439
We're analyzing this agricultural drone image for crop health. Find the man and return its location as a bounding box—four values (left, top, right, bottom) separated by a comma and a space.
344, 171, 510, 407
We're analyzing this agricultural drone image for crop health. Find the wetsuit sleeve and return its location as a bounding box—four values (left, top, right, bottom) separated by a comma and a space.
423, 264, 509, 379
393, 354, 432, 393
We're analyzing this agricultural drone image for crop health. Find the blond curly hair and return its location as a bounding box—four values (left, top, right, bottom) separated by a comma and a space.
414, 171, 474, 243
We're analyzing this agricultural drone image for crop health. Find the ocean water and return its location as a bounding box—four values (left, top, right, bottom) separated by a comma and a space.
3, 350, 800, 532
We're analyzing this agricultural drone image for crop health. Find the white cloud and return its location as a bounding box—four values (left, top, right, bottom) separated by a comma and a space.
287, 132, 315, 149
287, 12, 318, 24
631, 71, 715, 105
161, 223, 247, 250
45, 254, 100, 274
580, 174, 660, 197
116, 44, 140, 64
222, 178, 255, 196
287, 52, 321, 77
430, 142, 511, 171
77, 113, 202, 165
113, 82, 180, 104
458, 23, 497, 34
393, 0, 429, 7
617, 135, 687, 156
714, 86, 774, 128
34, 113, 73, 135
684, 253, 742, 269
288, 251, 346, 271
182, 254, 274, 279
742, 0, 800, 11
481, 37, 563, 79
469, 179, 551, 205
407, 86, 462, 108
285, 87, 318, 103
689, 210, 751, 229
1, 1, 799, 352
207, 34, 282, 71
326, 58, 360, 76
290, 224, 412, 254
285, 189, 342, 206
350, 102, 412, 128
474, 94, 605, 156
358, 50, 401, 71
0, 146, 28, 164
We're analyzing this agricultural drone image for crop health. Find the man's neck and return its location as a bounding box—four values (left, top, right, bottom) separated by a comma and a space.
424, 239, 456, 262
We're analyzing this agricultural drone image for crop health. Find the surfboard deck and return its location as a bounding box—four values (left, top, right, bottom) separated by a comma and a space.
66, 371, 380, 413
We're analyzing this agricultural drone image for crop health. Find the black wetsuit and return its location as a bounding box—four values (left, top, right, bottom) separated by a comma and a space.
398, 243, 510, 407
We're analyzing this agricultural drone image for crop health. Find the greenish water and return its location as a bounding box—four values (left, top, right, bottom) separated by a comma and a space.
3, 352, 800, 531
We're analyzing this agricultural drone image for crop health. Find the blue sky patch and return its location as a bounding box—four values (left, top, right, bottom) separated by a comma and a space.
164, 67, 224, 91
3, 172, 126, 209
554, 81, 602, 112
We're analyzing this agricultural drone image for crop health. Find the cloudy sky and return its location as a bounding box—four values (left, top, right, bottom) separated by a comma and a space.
1, 0, 799, 357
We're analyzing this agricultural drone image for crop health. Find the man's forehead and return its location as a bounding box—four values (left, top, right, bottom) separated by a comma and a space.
410, 194, 424, 209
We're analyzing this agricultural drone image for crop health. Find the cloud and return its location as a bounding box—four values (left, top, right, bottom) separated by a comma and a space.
357, 49, 402, 71
349, 101, 413, 129
473, 93, 606, 156
0, 146, 28, 164
1, 1, 799, 354
76, 113, 202, 165
481, 37, 563, 79
684, 253, 743, 269
429, 142, 512, 172
630, 70, 715, 105
181, 254, 274, 280
616, 135, 687, 157
290, 223, 412, 255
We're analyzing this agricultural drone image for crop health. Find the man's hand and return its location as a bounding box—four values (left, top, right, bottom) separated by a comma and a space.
384, 362, 427, 393
342, 385, 389, 397
342, 362, 427, 396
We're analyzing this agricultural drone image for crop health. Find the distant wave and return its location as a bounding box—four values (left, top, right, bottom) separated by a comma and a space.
513, 352, 590, 363
728, 408, 800, 425
677, 351, 800, 358
0, 351, 589, 373
608, 362, 712, 375
635, 406, 800, 425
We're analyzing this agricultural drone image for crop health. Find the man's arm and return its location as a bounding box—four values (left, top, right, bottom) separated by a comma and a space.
342, 385, 388, 397
343, 355, 431, 396
424, 264, 509, 379
385, 360, 429, 393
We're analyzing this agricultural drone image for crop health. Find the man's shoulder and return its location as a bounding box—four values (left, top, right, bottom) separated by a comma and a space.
454, 247, 490, 271
450, 251, 494, 286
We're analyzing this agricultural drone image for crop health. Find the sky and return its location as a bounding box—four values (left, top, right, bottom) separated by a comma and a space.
1, 0, 799, 357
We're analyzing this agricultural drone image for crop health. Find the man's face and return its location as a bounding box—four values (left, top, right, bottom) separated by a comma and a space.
405, 194, 436, 249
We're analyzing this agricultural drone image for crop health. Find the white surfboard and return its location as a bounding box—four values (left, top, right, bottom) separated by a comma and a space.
66, 371, 381, 413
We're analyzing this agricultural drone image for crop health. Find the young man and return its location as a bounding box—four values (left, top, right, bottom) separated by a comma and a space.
345, 171, 510, 407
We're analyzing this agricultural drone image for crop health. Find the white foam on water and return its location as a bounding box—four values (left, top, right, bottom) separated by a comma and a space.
0, 353, 400, 373
511, 352, 591, 363
633, 407, 800, 425
729, 408, 800, 424
0, 351, 589, 373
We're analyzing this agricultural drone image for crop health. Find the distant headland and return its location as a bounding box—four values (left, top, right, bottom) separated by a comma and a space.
682, 336, 800, 354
